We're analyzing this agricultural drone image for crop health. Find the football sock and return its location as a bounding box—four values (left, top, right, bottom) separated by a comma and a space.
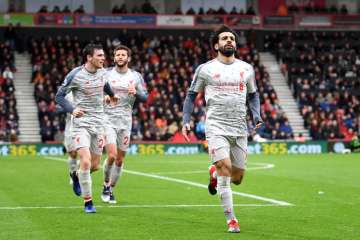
110, 165, 123, 187
78, 169, 92, 200
103, 160, 113, 186
68, 157, 77, 173
218, 176, 236, 222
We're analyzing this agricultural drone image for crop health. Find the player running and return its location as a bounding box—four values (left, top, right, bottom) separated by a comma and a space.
182, 25, 263, 233
55, 43, 118, 213
101, 45, 148, 204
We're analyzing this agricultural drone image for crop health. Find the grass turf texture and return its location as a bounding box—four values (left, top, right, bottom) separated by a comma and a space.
0, 153, 359, 239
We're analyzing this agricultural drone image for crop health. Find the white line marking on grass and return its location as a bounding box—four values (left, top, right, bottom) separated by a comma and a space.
0, 203, 280, 210
125, 169, 293, 206
150, 170, 207, 175
46, 157, 293, 206
149, 162, 275, 175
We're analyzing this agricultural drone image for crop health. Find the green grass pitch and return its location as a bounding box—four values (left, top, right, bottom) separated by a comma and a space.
0, 153, 359, 239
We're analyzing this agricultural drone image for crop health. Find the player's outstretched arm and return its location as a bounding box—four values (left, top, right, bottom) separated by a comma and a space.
182, 90, 197, 142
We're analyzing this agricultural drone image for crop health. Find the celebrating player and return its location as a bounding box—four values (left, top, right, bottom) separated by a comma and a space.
101, 45, 148, 204
182, 25, 263, 233
55, 43, 118, 213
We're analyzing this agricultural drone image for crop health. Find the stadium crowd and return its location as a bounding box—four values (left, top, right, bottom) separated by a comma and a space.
265, 31, 360, 140
0, 41, 18, 142
28, 30, 292, 142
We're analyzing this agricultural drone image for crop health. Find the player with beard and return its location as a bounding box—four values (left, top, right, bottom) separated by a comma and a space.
182, 25, 263, 233
101, 45, 148, 204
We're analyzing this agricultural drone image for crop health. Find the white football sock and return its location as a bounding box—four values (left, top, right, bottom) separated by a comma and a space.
218, 176, 236, 222
103, 160, 113, 185
110, 165, 123, 187
68, 157, 77, 173
78, 169, 92, 200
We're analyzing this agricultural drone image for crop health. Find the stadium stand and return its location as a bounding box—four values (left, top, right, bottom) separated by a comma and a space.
28, 31, 293, 142
0, 41, 19, 142
265, 31, 360, 140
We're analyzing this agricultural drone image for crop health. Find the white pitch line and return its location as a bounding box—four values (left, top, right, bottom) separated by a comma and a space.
46, 157, 293, 206
124, 169, 293, 206
149, 163, 275, 175
0, 203, 279, 210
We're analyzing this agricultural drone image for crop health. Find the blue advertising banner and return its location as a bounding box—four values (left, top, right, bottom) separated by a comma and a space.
76, 15, 156, 26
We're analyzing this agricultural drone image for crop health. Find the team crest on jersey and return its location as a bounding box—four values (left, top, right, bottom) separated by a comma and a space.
239, 71, 244, 80
213, 73, 221, 79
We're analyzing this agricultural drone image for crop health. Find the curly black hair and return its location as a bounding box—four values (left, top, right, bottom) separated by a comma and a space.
209, 25, 240, 51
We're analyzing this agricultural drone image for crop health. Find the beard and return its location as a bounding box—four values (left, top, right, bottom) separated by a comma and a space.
219, 45, 236, 57
116, 61, 127, 68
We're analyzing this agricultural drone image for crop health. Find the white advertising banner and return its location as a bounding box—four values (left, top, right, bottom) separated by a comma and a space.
157, 15, 194, 26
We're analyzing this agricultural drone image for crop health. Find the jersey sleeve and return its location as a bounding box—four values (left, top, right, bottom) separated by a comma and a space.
135, 72, 148, 95
55, 68, 80, 113
189, 64, 207, 93
246, 66, 257, 94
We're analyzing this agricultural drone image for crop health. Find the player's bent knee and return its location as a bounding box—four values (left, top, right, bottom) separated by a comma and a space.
115, 159, 123, 167
108, 153, 116, 161
81, 161, 91, 170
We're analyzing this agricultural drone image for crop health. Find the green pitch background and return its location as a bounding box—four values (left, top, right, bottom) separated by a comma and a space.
0, 153, 359, 239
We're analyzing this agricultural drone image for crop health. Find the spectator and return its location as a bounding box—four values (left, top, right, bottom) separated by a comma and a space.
4, 23, 17, 49
52, 6, 61, 13
38, 5, 48, 13
246, 5, 256, 15
119, 4, 128, 14
329, 4, 338, 13
141, 0, 157, 14
112, 5, 120, 14
277, 1, 288, 16
340, 4, 348, 14
74, 5, 85, 14
230, 7, 238, 14
2, 66, 14, 80
174, 7, 182, 15
62, 5, 71, 13
198, 7, 205, 15
217, 6, 227, 15
186, 7, 195, 15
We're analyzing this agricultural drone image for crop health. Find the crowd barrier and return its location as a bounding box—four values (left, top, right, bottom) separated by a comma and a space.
0, 140, 353, 156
